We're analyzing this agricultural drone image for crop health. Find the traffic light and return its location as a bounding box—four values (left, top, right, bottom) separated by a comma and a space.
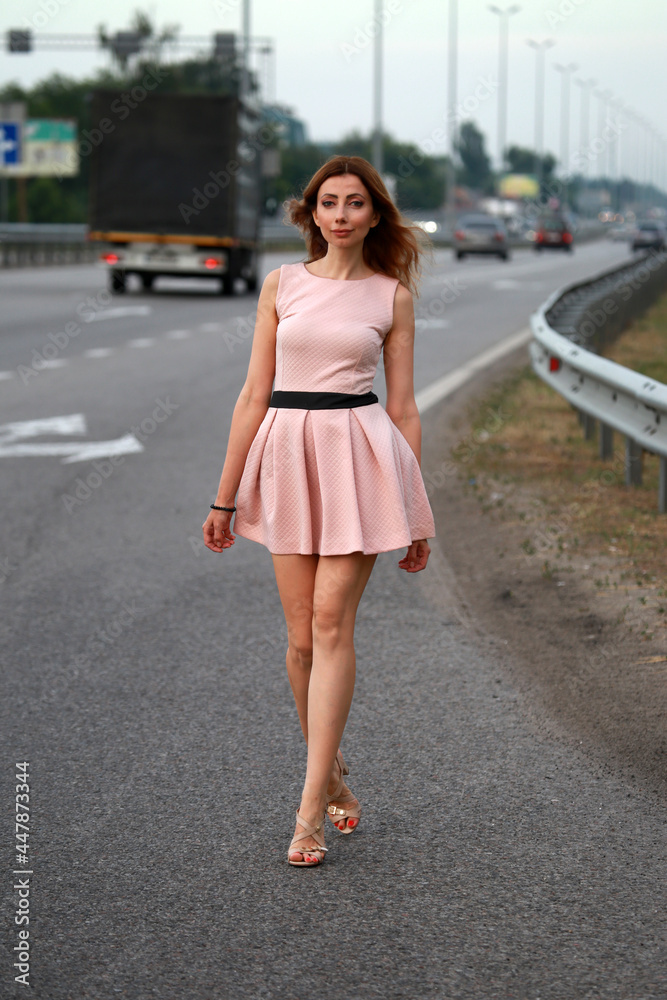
214, 33, 236, 63
8, 30, 32, 53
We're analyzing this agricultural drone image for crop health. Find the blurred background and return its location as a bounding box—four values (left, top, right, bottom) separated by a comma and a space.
0, 0, 665, 240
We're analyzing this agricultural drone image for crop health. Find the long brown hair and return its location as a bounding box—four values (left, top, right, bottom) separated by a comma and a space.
286, 155, 430, 295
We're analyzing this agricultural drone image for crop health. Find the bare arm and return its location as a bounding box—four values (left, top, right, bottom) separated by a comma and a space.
203, 268, 280, 552
383, 282, 431, 572
383, 283, 422, 463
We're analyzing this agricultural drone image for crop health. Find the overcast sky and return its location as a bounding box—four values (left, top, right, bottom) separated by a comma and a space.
1, 0, 665, 179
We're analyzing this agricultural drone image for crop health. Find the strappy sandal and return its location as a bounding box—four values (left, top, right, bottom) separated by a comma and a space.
287, 810, 328, 867
326, 750, 362, 835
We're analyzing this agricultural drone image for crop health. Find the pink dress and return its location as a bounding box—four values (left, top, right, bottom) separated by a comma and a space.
234, 262, 435, 556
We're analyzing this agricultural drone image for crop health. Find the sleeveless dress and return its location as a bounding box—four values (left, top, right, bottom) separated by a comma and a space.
233, 262, 436, 556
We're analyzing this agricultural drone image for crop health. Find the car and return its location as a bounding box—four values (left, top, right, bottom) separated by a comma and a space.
453, 214, 510, 260
534, 214, 574, 252
631, 221, 666, 252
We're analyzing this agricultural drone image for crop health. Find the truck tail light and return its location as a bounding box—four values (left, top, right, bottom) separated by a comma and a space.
202, 257, 222, 269
102, 252, 120, 264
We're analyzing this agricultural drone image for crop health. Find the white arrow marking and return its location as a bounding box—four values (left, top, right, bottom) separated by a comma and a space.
0, 414, 143, 462
84, 306, 152, 323
0, 413, 87, 443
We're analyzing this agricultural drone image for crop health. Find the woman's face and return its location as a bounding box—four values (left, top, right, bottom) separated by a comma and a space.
312, 174, 380, 248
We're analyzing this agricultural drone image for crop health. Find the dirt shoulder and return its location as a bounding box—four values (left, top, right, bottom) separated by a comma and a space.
422, 344, 666, 797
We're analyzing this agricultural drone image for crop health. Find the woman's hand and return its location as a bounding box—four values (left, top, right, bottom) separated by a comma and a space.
202, 510, 236, 553
398, 538, 430, 573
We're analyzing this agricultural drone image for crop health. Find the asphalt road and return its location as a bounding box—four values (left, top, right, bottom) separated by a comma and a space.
1, 239, 664, 999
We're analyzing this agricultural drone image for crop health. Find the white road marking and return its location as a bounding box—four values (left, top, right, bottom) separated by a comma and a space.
165, 329, 191, 339
0, 413, 86, 441
415, 327, 532, 414
416, 318, 450, 330
0, 414, 143, 462
84, 348, 115, 358
40, 359, 68, 369
492, 279, 521, 290
198, 322, 224, 332
0, 371, 15, 380
0, 434, 143, 462
84, 306, 152, 323
128, 338, 157, 348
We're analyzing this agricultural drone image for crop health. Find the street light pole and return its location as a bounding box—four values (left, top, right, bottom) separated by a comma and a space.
554, 62, 576, 181
241, 0, 251, 103
372, 0, 383, 174
445, 0, 458, 227
574, 76, 596, 178
488, 5, 520, 176
526, 38, 555, 191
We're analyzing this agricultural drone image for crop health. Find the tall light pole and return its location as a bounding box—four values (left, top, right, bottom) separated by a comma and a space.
574, 76, 596, 177
445, 0, 458, 227
241, 0, 251, 103
372, 0, 383, 173
488, 5, 520, 175
554, 62, 577, 180
594, 87, 613, 182
526, 38, 555, 190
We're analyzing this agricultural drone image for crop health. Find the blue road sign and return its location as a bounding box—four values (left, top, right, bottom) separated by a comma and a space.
0, 123, 21, 165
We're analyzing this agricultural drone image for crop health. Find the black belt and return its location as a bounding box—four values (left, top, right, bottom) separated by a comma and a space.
270, 390, 378, 410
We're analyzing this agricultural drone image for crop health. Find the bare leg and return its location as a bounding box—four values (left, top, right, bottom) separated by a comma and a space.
273, 551, 377, 862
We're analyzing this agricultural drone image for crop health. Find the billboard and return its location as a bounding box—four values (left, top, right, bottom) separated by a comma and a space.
0, 119, 78, 177
498, 174, 540, 199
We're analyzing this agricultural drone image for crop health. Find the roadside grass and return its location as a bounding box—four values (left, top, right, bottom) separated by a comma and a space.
457, 291, 667, 595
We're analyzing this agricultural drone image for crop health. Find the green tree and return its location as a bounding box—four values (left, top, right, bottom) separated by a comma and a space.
455, 121, 493, 192
505, 144, 557, 182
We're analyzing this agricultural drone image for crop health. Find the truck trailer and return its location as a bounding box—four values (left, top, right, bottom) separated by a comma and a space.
87, 90, 262, 295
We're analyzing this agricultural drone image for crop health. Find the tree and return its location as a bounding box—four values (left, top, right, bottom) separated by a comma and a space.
455, 121, 493, 192
505, 144, 557, 183
98, 9, 179, 74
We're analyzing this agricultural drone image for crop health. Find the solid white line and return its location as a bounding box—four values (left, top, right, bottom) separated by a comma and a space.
0, 371, 15, 380
165, 330, 191, 339
415, 327, 532, 414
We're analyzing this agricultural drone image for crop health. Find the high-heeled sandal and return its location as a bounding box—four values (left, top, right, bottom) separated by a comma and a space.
287, 810, 328, 867
326, 750, 362, 835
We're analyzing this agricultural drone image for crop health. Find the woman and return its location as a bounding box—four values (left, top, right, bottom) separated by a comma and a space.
202, 156, 435, 866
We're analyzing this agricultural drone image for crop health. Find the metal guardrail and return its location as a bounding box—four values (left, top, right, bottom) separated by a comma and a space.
530, 250, 667, 513
1, 219, 608, 265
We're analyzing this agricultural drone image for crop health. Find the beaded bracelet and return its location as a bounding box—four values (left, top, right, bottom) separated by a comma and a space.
210, 504, 236, 513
